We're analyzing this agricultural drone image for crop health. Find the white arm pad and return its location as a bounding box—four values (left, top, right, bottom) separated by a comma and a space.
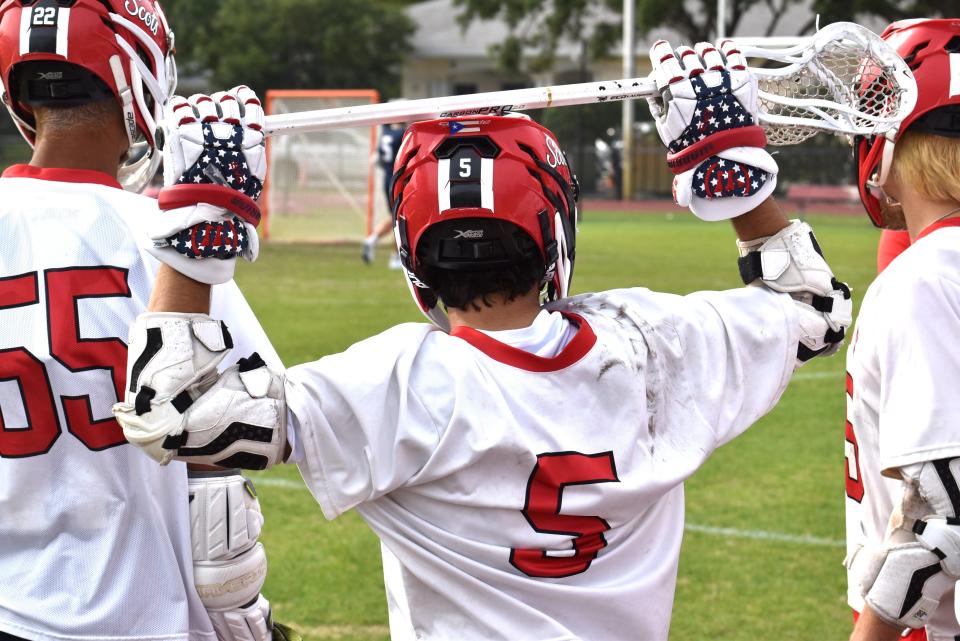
189, 470, 272, 641
848, 459, 960, 630
114, 314, 287, 470
736, 220, 852, 367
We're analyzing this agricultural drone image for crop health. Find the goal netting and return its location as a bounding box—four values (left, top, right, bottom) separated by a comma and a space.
263, 90, 381, 242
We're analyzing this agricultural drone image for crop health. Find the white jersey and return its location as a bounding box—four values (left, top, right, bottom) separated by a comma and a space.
286, 285, 800, 641
845, 220, 960, 640
0, 165, 279, 641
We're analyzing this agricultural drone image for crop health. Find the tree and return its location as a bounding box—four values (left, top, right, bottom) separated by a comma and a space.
161, 0, 415, 97
454, 0, 955, 73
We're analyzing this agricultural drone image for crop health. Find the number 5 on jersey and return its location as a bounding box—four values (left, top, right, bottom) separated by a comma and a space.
511, 451, 619, 578
845, 372, 865, 502
0, 267, 130, 458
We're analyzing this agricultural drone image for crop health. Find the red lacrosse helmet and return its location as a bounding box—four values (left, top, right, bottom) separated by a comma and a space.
391, 115, 579, 330
0, 0, 177, 192
854, 19, 960, 227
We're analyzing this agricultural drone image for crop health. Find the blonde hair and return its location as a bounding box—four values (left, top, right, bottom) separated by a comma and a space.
891, 129, 960, 204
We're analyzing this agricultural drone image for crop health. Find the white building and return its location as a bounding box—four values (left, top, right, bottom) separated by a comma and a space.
401, 0, 887, 98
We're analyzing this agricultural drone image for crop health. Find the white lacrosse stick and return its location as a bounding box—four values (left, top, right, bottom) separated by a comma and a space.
261, 22, 916, 145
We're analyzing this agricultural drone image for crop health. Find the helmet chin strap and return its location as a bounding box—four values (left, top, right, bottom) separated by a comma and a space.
866, 128, 901, 211
875, 129, 898, 188
108, 55, 137, 150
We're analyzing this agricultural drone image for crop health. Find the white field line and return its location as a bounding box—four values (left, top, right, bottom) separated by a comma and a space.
684, 523, 844, 547
254, 478, 844, 548
254, 476, 308, 491
299, 624, 391, 639
792, 371, 841, 381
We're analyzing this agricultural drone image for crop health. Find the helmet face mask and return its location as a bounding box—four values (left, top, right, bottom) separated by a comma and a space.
0, 0, 177, 192
391, 116, 579, 330
855, 19, 960, 228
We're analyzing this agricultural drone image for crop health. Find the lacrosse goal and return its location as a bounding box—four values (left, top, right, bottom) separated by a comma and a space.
263, 89, 380, 242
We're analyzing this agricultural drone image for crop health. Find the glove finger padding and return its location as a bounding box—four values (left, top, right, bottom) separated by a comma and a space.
647, 39, 777, 221
736, 220, 852, 367
114, 311, 286, 469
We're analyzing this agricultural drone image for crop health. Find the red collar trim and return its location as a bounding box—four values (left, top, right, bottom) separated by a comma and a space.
916, 217, 960, 242
2, 164, 122, 190
450, 312, 597, 372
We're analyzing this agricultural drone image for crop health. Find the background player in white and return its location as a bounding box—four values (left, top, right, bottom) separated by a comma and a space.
0, 2, 292, 640
838, 18, 960, 641
115, 42, 852, 640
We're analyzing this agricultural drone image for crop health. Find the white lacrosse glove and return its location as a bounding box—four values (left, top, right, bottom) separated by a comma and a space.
148, 86, 267, 285
646, 40, 777, 221
736, 220, 852, 366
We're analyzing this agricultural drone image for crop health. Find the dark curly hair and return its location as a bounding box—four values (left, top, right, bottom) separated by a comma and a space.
414, 221, 546, 312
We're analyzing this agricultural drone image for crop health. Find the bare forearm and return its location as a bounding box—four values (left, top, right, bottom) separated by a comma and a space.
730, 196, 790, 241
149, 265, 212, 314
850, 606, 906, 641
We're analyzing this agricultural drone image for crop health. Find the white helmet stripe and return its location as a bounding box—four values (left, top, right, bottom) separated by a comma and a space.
55, 8, 70, 58
951, 53, 960, 99
437, 158, 451, 212
554, 210, 571, 299
18, 7, 31, 55
480, 157, 494, 211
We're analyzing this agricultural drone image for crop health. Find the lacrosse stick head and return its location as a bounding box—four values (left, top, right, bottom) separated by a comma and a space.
734, 21, 917, 146
853, 19, 960, 227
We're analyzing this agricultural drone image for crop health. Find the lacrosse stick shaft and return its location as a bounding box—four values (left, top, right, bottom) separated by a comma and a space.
261, 23, 913, 141
262, 78, 658, 136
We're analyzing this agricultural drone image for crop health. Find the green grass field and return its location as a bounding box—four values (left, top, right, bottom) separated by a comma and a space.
235, 210, 880, 641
